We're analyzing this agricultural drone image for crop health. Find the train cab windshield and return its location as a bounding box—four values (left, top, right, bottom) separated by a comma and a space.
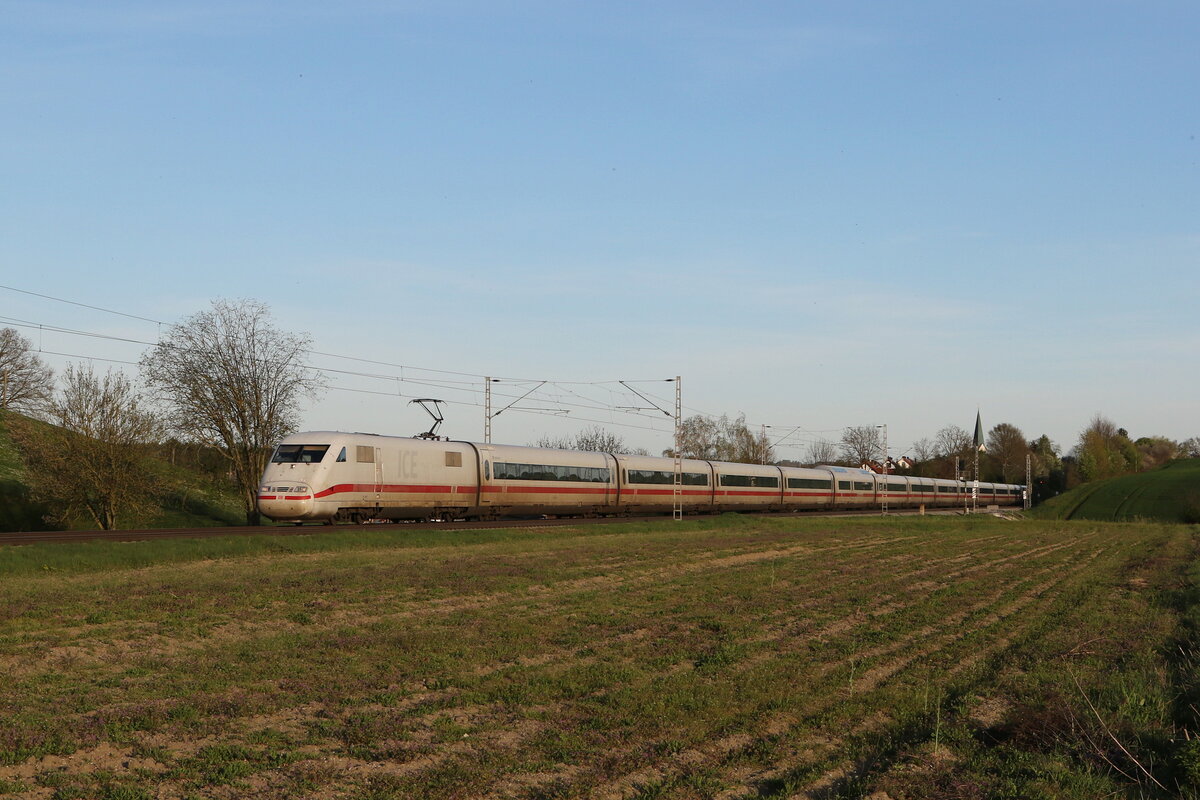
271, 444, 331, 464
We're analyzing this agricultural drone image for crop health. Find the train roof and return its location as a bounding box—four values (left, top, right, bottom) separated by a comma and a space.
819, 465, 876, 475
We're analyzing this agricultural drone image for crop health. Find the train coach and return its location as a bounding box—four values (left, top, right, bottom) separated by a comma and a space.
257, 431, 1023, 524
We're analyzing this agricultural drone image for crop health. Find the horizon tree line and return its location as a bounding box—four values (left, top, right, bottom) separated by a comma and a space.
3, 312, 1198, 529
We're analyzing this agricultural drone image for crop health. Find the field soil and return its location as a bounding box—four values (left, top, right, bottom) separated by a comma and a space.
2, 515, 1199, 799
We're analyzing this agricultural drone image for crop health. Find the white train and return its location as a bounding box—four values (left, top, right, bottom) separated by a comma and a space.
257, 431, 1023, 523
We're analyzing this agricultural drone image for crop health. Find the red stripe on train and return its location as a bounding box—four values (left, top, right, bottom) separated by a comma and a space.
313, 483, 458, 498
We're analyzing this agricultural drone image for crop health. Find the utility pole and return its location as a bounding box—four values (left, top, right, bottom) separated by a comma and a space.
957, 457, 967, 514
673, 376, 682, 521
1025, 452, 1032, 510
484, 377, 492, 443
485, 379, 547, 444
973, 449, 979, 513
877, 424, 888, 514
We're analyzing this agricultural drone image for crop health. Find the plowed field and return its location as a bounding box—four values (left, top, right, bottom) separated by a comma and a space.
2, 516, 1198, 799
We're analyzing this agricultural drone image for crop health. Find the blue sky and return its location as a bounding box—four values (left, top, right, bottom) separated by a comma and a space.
2, 1, 1197, 459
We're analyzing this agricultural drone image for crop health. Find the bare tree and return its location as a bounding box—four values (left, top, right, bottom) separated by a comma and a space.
934, 425, 972, 459
911, 437, 936, 463
140, 299, 323, 524
666, 414, 773, 464
533, 434, 575, 450
574, 425, 627, 453
14, 365, 162, 530
986, 422, 1029, 483
840, 425, 882, 466
533, 425, 638, 454
805, 438, 840, 465
722, 416, 773, 464
1182, 437, 1200, 459
0, 328, 54, 415
670, 414, 722, 460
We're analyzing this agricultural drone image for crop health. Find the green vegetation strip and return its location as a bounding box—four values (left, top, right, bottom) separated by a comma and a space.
1032, 457, 1200, 524
2, 515, 1199, 799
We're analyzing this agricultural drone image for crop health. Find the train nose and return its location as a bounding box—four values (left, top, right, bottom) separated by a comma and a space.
257, 483, 315, 521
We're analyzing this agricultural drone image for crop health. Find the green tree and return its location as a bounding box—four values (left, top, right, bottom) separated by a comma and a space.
1075, 415, 1138, 482
985, 422, 1029, 483
1134, 436, 1179, 470
1028, 435, 1064, 501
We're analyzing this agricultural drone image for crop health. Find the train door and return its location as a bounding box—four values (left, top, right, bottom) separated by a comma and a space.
604, 453, 617, 508
478, 446, 495, 506
374, 447, 383, 504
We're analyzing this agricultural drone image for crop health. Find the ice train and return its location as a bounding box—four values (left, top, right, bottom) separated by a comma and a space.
257, 431, 1022, 523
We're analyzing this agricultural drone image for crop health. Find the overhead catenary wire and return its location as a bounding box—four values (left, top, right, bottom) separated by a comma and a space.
0, 314, 688, 423
1, 284, 868, 452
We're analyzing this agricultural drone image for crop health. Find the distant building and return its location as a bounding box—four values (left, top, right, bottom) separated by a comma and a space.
861, 456, 912, 473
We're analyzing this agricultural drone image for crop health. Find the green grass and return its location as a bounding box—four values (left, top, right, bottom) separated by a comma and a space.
2, 515, 1199, 798
1033, 458, 1200, 523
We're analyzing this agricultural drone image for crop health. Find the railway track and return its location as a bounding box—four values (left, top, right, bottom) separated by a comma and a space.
0, 507, 982, 547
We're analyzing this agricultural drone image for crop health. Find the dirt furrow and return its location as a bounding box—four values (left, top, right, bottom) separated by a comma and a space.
549, 534, 1106, 800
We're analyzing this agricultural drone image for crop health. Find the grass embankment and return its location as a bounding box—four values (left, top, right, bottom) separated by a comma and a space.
1033, 458, 1200, 523
0, 411, 243, 532
2, 515, 1200, 799
0, 414, 50, 533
